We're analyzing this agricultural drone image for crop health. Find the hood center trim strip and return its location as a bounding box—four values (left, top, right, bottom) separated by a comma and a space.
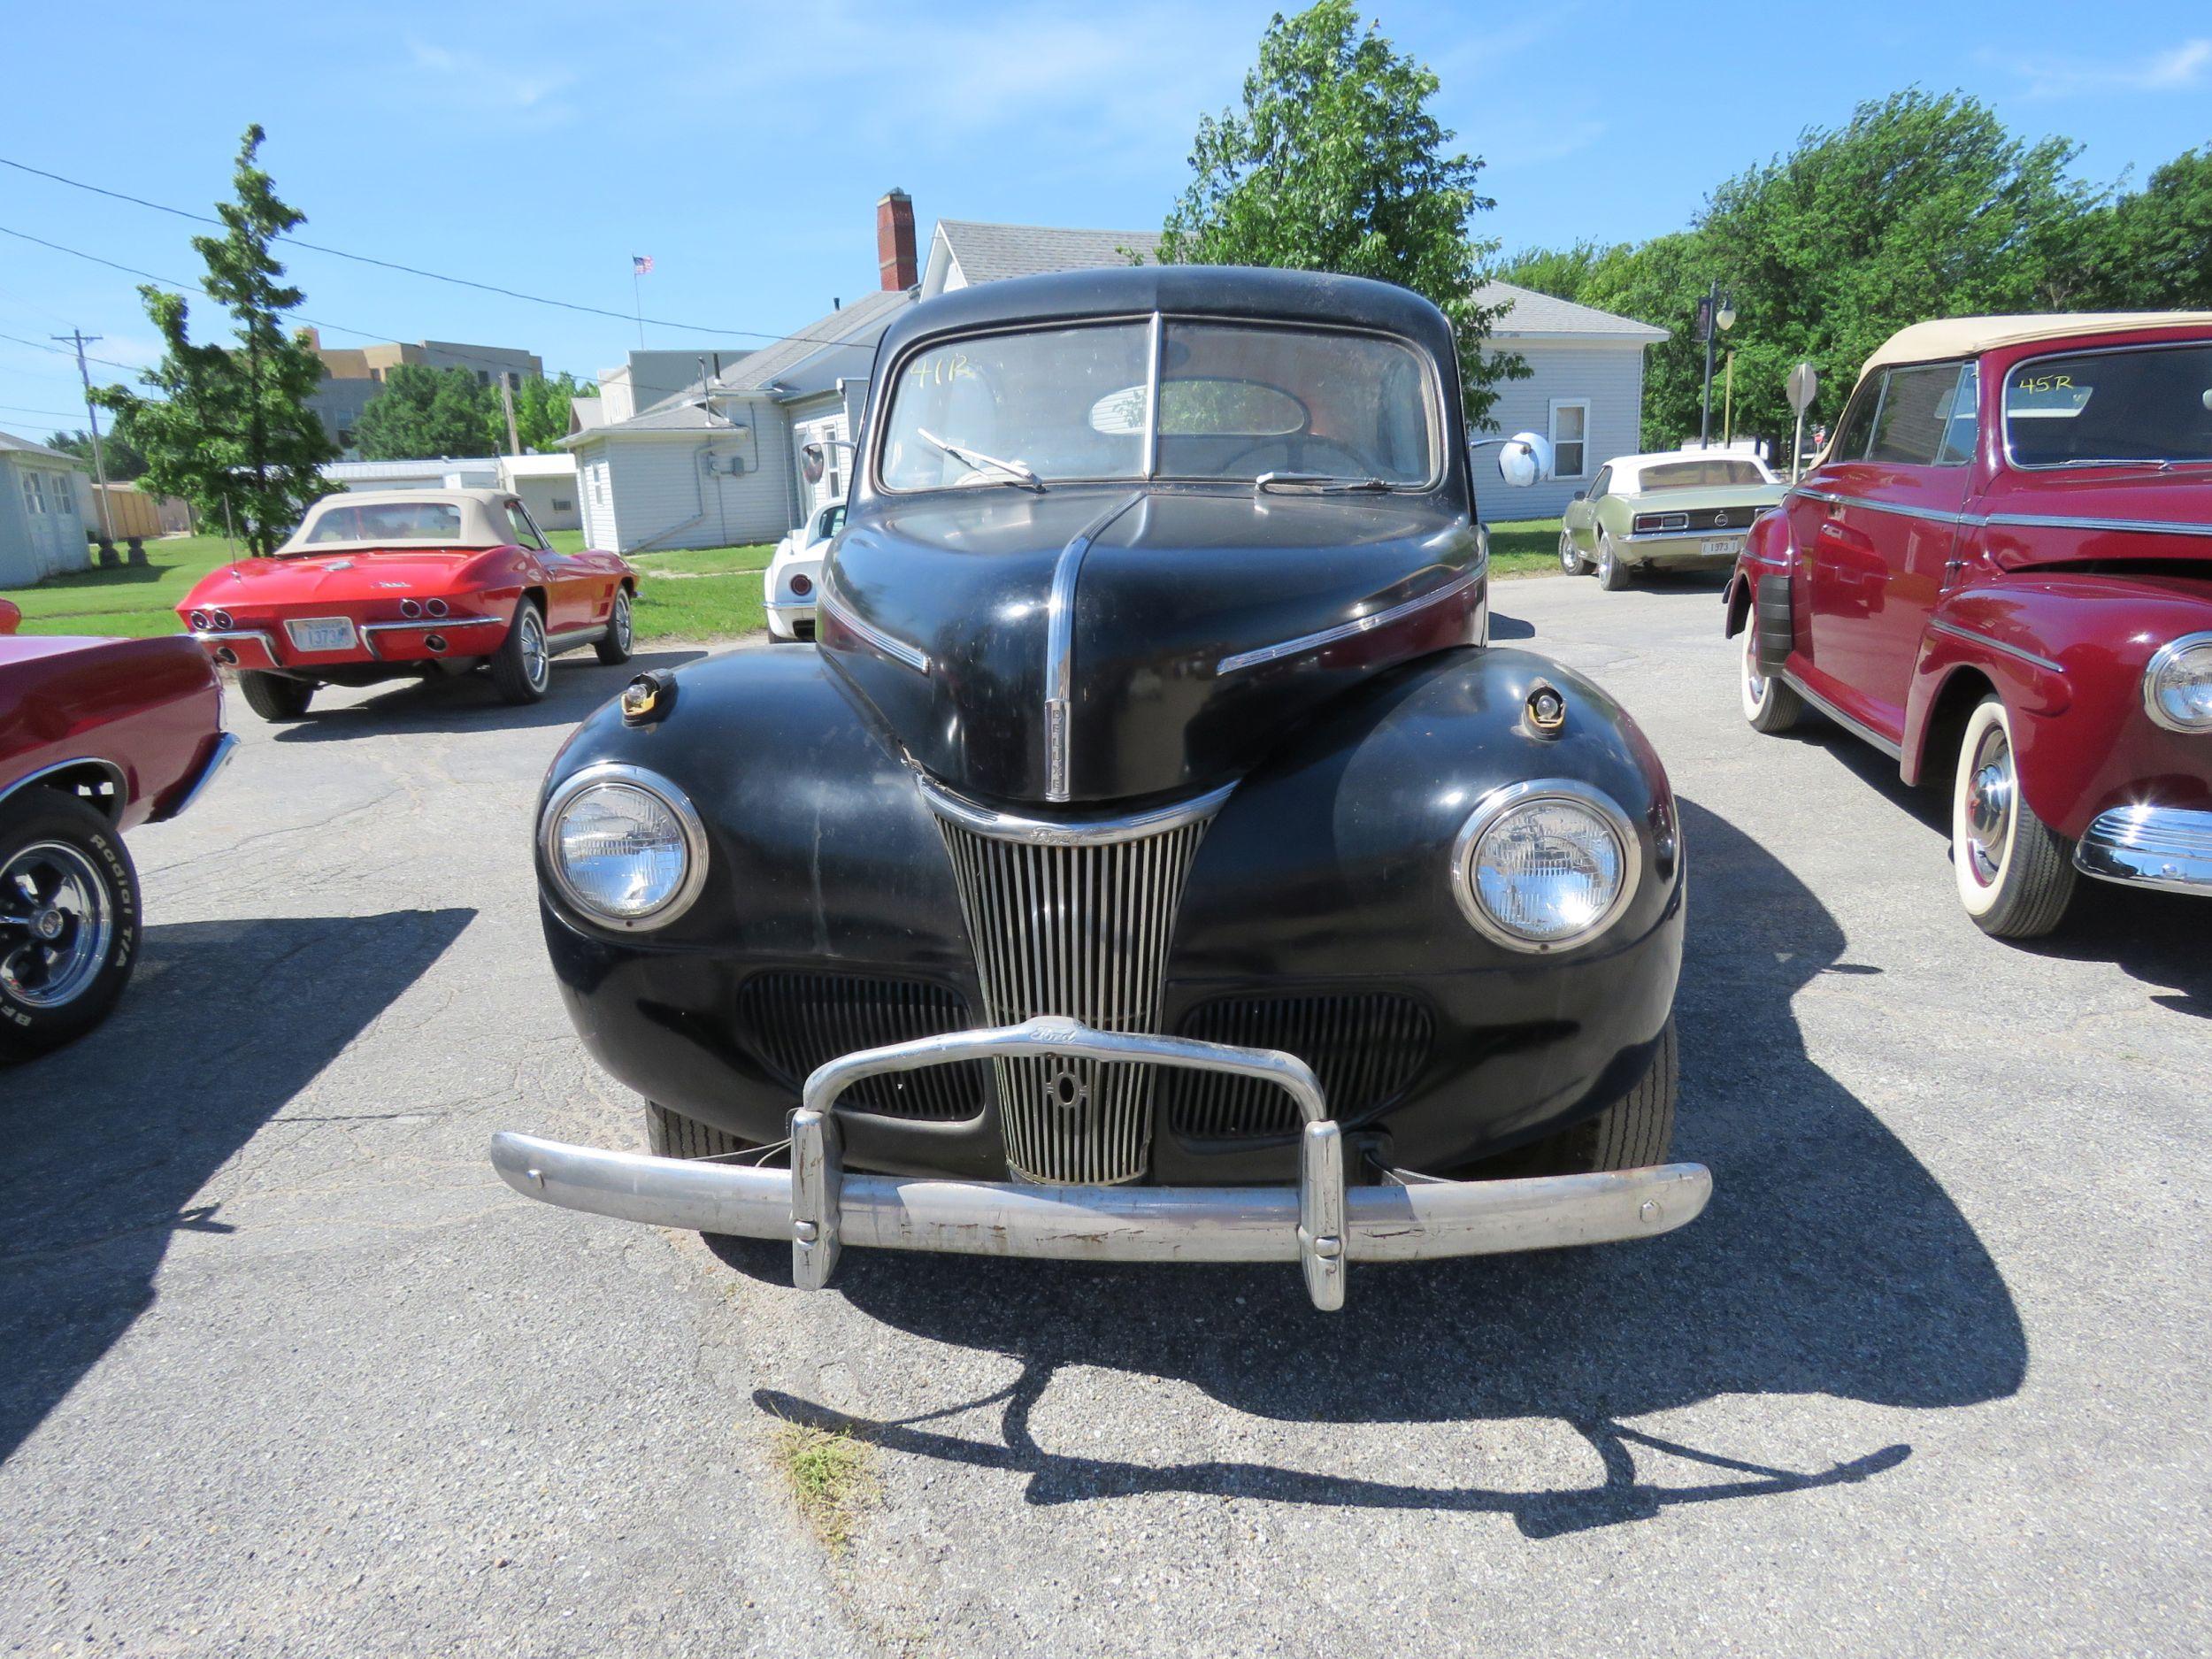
1044, 491, 1148, 802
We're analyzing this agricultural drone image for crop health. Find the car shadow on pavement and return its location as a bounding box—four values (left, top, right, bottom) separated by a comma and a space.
266, 649, 709, 741
745, 799, 2026, 1535
0, 908, 473, 1466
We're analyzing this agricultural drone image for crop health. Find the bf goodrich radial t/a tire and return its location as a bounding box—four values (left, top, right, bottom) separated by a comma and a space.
238, 671, 314, 721
490, 599, 551, 704
0, 790, 142, 1061
1740, 620, 1805, 734
1952, 695, 2077, 939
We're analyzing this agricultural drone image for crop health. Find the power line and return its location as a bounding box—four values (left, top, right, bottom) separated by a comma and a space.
0, 326, 139, 373
0, 153, 894, 352
0, 401, 84, 419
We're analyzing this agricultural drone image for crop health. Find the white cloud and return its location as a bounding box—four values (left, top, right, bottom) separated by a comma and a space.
1990, 36, 2212, 98
396, 36, 579, 125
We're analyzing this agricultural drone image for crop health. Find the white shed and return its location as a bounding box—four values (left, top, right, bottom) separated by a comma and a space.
1470, 281, 1669, 521
0, 431, 91, 586
498, 453, 580, 530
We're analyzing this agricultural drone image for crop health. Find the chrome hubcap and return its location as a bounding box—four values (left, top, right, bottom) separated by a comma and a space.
613, 595, 632, 650
522, 612, 548, 687
1962, 726, 2016, 887
1742, 630, 1765, 704
1559, 534, 1576, 571
0, 841, 113, 1009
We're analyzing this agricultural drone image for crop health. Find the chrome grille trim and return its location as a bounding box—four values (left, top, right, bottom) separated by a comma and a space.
1167, 992, 1433, 1139
733, 971, 984, 1121
930, 787, 1221, 1184
917, 773, 1233, 846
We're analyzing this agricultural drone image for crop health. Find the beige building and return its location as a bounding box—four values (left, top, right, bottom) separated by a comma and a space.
303, 333, 544, 456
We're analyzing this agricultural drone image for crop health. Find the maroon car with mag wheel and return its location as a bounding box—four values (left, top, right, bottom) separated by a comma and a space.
1726, 311, 2212, 938
0, 634, 231, 1056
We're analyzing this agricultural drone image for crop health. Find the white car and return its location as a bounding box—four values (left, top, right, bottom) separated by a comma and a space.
764, 501, 844, 641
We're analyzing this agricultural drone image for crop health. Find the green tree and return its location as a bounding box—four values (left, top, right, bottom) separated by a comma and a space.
1158, 0, 1527, 428
92, 126, 334, 556
1500, 92, 2100, 450
513, 371, 597, 453
2081, 147, 2212, 309
351, 363, 501, 460
43, 428, 149, 483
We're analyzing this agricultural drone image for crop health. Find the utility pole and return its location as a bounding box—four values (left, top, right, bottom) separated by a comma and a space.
498, 372, 522, 454
54, 329, 115, 541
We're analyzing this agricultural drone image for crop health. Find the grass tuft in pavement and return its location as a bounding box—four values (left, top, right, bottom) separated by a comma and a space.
769, 1418, 877, 1550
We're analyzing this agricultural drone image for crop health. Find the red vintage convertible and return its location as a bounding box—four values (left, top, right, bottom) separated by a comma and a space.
177, 488, 638, 720
0, 634, 230, 1056
1727, 312, 2212, 937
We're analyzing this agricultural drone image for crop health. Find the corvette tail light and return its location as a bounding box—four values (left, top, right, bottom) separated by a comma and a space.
790, 573, 815, 597
426, 597, 449, 618
400, 599, 421, 618
188, 610, 211, 631
212, 610, 234, 629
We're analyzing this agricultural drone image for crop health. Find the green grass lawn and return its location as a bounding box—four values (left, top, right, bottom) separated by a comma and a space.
5, 518, 1560, 644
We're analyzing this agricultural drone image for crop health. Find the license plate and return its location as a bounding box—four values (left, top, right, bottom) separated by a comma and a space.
285, 617, 357, 653
1701, 537, 1738, 557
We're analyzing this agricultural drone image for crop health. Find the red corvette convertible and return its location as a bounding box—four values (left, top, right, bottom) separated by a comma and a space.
177, 488, 638, 720
0, 634, 230, 1056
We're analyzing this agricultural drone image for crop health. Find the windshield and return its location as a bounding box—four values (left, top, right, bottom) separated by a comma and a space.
875, 319, 1440, 490
300, 500, 465, 544
2004, 342, 2212, 466
1639, 458, 1771, 490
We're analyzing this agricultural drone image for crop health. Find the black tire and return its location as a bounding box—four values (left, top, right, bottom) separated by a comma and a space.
489, 598, 551, 704
238, 671, 313, 722
0, 791, 142, 1062
1557, 531, 1588, 575
1740, 621, 1805, 734
1952, 695, 2077, 938
1512, 1020, 1678, 1176
645, 1102, 759, 1162
1596, 533, 1632, 591
594, 587, 635, 666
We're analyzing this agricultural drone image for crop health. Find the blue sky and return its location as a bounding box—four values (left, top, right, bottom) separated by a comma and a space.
3, 1, 2207, 434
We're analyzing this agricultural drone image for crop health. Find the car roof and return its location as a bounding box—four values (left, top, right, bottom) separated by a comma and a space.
1863, 311, 2212, 372
1609, 450, 1777, 484
278, 488, 523, 555
869, 265, 1460, 386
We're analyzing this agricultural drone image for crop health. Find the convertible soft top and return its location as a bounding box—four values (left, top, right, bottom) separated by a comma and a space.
1863, 311, 2212, 373
276, 488, 523, 555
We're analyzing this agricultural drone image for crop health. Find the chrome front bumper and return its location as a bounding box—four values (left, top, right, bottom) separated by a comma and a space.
490, 1016, 1711, 1310
2075, 803, 2212, 895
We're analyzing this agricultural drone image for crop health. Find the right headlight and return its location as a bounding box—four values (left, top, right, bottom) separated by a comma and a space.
540, 763, 708, 930
1451, 780, 1641, 952
2145, 633, 2212, 733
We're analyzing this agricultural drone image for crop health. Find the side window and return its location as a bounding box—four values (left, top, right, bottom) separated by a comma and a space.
504, 501, 548, 551
1827, 376, 1884, 463
1868, 364, 1967, 465
1549, 399, 1590, 479
1935, 363, 1979, 466
1587, 465, 1611, 500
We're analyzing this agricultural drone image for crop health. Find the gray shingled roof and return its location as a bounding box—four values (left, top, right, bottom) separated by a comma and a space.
1475, 280, 1668, 342
937, 220, 1162, 285
710, 286, 913, 394
0, 429, 83, 464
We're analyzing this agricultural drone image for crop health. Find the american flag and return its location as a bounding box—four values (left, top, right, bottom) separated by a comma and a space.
632, 255, 653, 276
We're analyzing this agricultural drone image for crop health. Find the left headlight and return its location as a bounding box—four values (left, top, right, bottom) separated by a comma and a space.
2145, 633, 2212, 733
540, 763, 708, 930
1450, 780, 1641, 952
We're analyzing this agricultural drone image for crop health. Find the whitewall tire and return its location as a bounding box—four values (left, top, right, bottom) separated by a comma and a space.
1740, 624, 1803, 734
1950, 695, 2076, 939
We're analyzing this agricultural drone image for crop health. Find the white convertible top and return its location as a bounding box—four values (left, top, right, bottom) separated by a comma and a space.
1863, 311, 2212, 373
1606, 449, 1778, 488
277, 488, 524, 555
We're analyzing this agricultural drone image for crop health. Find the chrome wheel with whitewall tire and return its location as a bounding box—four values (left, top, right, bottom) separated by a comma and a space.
1951, 695, 2076, 938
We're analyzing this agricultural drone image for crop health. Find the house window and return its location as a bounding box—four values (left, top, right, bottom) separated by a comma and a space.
1549, 399, 1590, 480
552, 496, 573, 512
21, 473, 42, 514
48, 476, 74, 518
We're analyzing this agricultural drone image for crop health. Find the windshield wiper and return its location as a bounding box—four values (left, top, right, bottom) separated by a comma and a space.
1255, 472, 1397, 495
916, 427, 1044, 491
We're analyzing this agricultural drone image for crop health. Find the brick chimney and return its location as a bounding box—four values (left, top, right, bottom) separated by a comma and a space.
877, 188, 918, 291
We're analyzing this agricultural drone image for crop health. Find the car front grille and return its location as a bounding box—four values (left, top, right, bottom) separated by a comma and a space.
933, 799, 1217, 1185
733, 970, 985, 1120
1164, 992, 1433, 1140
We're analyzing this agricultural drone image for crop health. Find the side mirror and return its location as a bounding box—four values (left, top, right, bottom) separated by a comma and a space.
800, 443, 826, 487
1495, 431, 1555, 488
1571, 489, 1586, 502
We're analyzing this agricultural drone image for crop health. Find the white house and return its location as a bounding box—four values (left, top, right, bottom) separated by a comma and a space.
1471, 281, 1669, 519
497, 453, 581, 529
0, 430, 90, 586
323, 457, 502, 493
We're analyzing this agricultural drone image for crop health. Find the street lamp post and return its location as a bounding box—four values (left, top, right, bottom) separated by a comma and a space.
1696, 280, 1737, 448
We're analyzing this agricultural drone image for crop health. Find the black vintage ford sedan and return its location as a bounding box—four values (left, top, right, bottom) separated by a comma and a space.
493, 266, 1707, 1309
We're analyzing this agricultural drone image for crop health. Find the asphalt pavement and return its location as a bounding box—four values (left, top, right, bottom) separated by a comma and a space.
4, 572, 2207, 1656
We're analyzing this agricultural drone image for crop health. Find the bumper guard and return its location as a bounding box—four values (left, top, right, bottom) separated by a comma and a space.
489, 1016, 1711, 1310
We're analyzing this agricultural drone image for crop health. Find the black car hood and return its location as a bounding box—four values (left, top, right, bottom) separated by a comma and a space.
818, 483, 1484, 806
